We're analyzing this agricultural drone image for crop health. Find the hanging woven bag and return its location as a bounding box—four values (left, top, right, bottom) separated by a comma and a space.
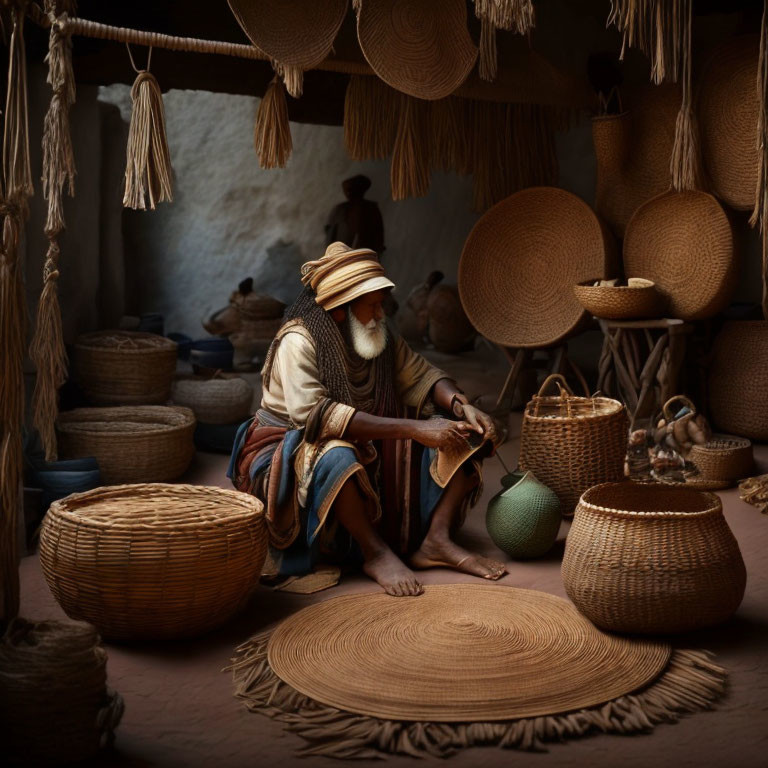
519, 374, 628, 515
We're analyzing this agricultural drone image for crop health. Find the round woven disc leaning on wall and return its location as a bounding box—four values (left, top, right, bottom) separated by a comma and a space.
519, 374, 628, 515
39, 484, 267, 641
0, 618, 124, 767
698, 35, 759, 211
592, 84, 681, 238
230, 584, 728, 759
74, 330, 178, 406
562, 483, 746, 634
623, 191, 736, 321
708, 321, 768, 441
56, 406, 196, 484
459, 187, 616, 348
357, 0, 477, 100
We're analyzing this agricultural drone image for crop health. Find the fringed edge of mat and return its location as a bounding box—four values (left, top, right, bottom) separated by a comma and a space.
227, 633, 727, 760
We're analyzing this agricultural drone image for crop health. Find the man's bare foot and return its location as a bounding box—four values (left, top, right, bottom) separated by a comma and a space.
410, 536, 507, 580
363, 549, 424, 597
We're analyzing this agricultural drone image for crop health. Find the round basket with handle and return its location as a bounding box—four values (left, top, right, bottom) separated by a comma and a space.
519, 374, 628, 516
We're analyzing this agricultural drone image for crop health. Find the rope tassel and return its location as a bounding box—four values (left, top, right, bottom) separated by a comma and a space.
254, 76, 292, 169
391, 96, 430, 200
123, 46, 173, 210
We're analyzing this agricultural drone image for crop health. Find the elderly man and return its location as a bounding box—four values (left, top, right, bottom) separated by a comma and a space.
228, 242, 505, 596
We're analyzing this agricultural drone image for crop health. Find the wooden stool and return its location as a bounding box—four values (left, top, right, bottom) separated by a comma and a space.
596, 318, 694, 424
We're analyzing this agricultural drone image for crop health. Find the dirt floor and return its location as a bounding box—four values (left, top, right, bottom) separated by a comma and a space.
19, 345, 768, 768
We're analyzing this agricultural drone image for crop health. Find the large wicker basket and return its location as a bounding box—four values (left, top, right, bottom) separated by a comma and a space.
562, 482, 746, 634
39, 484, 267, 640
171, 373, 254, 424
74, 331, 178, 405
57, 406, 195, 484
708, 321, 768, 440
519, 374, 628, 515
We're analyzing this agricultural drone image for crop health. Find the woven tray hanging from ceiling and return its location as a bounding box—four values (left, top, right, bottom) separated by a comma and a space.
230, 584, 727, 759
356, 0, 478, 100
593, 84, 680, 238
698, 35, 759, 212
458, 187, 615, 348
227, 0, 348, 96
623, 190, 736, 321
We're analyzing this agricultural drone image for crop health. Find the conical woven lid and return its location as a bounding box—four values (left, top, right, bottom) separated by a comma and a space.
593, 85, 680, 238
624, 191, 735, 321
227, 0, 348, 69
267, 584, 671, 721
698, 35, 759, 211
357, 0, 477, 100
459, 187, 615, 348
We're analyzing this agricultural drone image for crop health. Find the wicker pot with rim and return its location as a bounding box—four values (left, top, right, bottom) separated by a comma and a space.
562, 482, 746, 634
519, 374, 628, 515
39, 483, 267, 640
690, 435, 754, 483
57, 406, 195, 484
74, 330, 178, 406
171, 373, 254, 425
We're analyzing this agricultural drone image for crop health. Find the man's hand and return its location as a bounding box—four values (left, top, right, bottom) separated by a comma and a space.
412, 418, 473, 450
455, 403, 498, 443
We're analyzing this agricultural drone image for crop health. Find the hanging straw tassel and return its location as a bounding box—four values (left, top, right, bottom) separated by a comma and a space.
30, 2, 77, 461
343, 75, 399, 161
751, 0, 768, 318
429, 96, 464, 173
478, 20, 498, 82
391, 96, 430, 200
669, 0, 702, 191
0, 2, 34, 623
123, 46, 173, 210
254, 76, 292, 169
474, 1, 535, 82
273, 61, 303, 99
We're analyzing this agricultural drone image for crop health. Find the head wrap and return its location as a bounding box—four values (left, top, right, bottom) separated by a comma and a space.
301, 241, 395, 311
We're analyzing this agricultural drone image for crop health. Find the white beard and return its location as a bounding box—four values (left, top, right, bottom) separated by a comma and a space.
348, 309, 388, 360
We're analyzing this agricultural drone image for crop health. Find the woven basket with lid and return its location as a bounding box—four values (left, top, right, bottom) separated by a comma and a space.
562, 482, 746, 634
39, 483, 267, 640
74, 330, 178, 406
57, 406, 195, 484
519, 374, 628, 515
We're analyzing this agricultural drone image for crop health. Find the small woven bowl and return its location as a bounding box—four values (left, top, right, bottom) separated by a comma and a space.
573, 278, 666, 320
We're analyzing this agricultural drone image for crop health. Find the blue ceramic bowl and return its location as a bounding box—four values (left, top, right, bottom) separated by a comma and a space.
190, 337, 234, 371
167, 332, 193, 361
32, 459, 102, 509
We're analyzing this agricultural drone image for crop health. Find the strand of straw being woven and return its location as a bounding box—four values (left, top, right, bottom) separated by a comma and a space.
0, 3, 34, 621
391, 96, 431, 200
123, 47, 174, 210
31, 2, 77, 461
254, 76, 292, 169
751, 0, 768, 319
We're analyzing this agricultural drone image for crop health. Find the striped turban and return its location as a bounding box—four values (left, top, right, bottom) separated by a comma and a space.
301, 241, 395, 311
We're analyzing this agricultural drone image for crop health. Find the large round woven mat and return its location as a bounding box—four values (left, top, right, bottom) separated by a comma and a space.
267, 584, 670, 722
227, 0, 348, 69
623, 191, 735, 321
357, 0, 477, 100
458, 187, 615, 348
698, 35, 759, 211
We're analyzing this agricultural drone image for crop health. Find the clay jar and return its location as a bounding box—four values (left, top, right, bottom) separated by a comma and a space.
485, 470, 561, 559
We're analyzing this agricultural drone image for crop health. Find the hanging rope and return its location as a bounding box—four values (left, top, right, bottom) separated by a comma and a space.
0, 0, 34, 624
751, 0, 768, 319
123, 44, 174, 210
29, 1, 76, 462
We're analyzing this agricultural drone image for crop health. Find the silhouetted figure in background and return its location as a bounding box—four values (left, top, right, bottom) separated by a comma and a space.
325, 175, 385, 255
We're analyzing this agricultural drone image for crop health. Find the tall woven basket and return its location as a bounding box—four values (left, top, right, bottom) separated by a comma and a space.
74, 331, 178, 405
39, 484, 267, 640
562, 482, 746, 634
708, 321, 768, 440
519, 374, 628, 515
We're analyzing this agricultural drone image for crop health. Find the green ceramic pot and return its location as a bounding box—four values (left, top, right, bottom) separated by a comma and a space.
485, 470, 561, 559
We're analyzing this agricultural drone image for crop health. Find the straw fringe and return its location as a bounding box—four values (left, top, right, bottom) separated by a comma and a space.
343, 75, 399, 161
273, 61, 303, 99
474, 0, 535, 82
254, 76, 292, 169
391, 96, 430, 200
751, 0, 768, 318
229, 633, 727, 760
30, 3, 77, 461
123, 68, 174, 210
